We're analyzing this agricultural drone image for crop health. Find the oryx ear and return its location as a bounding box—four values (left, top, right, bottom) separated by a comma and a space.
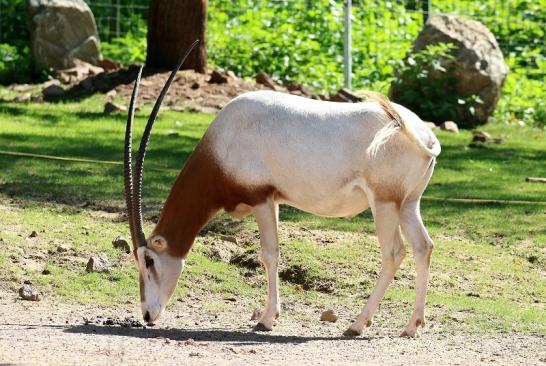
149, 235, 167, 252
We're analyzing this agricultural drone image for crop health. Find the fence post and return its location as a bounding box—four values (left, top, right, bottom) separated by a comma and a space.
422, 0, 431, 24
344, 0, 352, 90
116, 0, 121, 38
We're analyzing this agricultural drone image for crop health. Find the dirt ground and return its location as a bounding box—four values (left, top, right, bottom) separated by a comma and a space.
0, 290, 544, 366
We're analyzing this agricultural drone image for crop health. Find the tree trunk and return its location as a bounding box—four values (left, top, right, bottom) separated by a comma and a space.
146, 0, 207, 72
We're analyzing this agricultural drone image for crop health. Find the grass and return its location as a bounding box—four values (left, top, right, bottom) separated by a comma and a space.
0, 94, 544, 335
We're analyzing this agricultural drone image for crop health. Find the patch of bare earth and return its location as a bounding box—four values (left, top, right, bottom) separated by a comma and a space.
0, 291, 544, 366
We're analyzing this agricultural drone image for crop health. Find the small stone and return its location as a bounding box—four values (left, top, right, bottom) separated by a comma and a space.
424, 122, 437, 130
250, 308, 262, 321
96, 58, 119, 71
104, 101, 127, 114
472, 130, 491, 143
56, 244, 70, 253
219, 234, 238, 245
328, 92, 351, 103
183, 338, 196, 346
255, 72, 277, 90
112, 236, 131, 254
320, 309, 338, 322
41, 269, 51, 275
42, 84, 65, 98
188, 105, 219, 114
209, 70, 229, 84
28, 231, 38, 238
86, 253, 110, 273
105, 89, 117, 98
14, 93, 32, 103
440, 121, 459, 133
337, 88, 363, 102
19, 284, 40, 301
226, 70, 238, 80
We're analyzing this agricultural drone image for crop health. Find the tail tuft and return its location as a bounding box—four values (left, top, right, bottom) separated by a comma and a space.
365, 92, 440, 159
365, 92, 404, 158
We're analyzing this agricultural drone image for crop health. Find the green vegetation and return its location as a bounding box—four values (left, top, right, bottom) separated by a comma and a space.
1, 1, 544, 126
0, 97, 544, 334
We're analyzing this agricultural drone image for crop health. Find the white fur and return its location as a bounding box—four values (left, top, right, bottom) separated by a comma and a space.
202, 91, 440, 336
206, 91, 439, 217
137, 246, 184, 324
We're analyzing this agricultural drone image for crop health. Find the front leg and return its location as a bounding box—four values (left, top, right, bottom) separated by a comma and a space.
253, 199, 280, 331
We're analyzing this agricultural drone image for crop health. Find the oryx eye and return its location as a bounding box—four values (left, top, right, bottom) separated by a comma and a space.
145, 256, 154, 268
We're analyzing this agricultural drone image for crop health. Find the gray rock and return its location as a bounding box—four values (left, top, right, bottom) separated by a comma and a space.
86, 253, 110, 273
112, 236, 131, 253
390, 15, 508, 128
19, 284, 40, 301
29, 0, 102, 70
440, 121, 459, 133
424, 122, 438, 130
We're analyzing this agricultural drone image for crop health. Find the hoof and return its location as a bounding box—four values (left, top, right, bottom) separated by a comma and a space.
254, 322, 273, 332
400, 329, 421, 338
343, 328, 361, 337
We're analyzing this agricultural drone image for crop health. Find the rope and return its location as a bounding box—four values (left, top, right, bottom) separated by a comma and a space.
0, 150, 175, 173
421, 196, 546, 206
1, 149, 545, 206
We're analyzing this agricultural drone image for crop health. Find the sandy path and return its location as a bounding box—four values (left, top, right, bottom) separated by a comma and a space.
0, 292, 544, 366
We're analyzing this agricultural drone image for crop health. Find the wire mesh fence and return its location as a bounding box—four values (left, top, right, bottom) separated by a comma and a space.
83, 0, 149, 39
0, 0, 543, 89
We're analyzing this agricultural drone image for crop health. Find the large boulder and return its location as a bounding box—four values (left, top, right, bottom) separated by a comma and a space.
29, 0, 102, 70
390, 15, 508, 128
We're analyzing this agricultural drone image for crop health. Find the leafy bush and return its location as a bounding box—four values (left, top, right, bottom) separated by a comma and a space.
0, 44, 50, 84
0, 0, 29, 49
97, 11, 147, 65
101, 33, 147, 65
389, 43, 485, 125
494, 58, 546, 128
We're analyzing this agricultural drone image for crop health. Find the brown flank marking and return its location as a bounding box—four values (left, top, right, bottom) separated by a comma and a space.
151, 135, 276, 258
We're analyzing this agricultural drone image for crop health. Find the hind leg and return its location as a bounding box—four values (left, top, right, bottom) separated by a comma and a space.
345, 200, 405, 336
400, 199, 434, 337
253, 199, 280, 331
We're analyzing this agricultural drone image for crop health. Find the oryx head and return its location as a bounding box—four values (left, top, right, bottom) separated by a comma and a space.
123, 41, 198, 325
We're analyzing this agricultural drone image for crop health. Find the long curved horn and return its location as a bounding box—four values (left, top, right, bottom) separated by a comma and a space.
124, 66, 144, 251
132, 40, 200, 247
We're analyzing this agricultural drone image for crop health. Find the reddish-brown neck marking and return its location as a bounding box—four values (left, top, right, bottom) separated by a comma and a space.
152, 141, 221, 258
153, 136, 277, 258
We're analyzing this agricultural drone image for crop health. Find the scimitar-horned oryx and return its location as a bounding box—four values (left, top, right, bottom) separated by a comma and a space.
124, 41, 440, 337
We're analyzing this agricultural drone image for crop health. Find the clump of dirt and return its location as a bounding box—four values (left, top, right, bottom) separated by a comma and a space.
200, 236, 242, 263
6, 61, 366, 113
279, 264, 336, 294
83, 316, 143, 328
230, 250, 262, 270
200, 218, 246, 236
